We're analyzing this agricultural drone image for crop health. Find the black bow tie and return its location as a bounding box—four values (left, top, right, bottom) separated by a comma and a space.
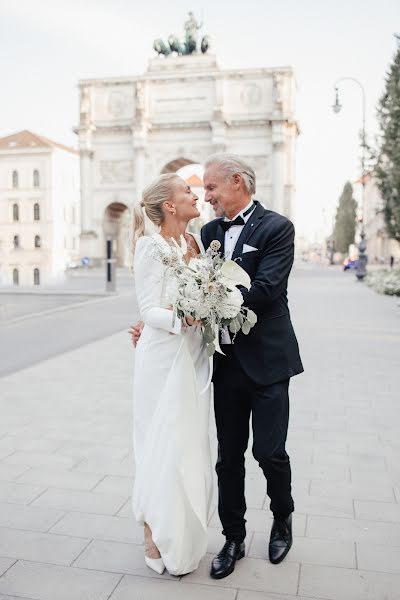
220, 216, 245, 232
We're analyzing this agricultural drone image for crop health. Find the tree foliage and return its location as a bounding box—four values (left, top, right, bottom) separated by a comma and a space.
375, 35, 400, 242
333, 181, 357, 254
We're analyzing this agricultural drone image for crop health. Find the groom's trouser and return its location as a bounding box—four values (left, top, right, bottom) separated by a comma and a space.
213, 349, 294, 543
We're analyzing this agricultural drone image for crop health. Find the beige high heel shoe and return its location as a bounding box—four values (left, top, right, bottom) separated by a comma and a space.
144, 523, 165, 575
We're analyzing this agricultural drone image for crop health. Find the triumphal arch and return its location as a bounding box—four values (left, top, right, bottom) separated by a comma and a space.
75, 16, 299, 264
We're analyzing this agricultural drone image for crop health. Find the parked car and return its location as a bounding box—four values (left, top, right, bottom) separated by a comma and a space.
343, 258, 358, 271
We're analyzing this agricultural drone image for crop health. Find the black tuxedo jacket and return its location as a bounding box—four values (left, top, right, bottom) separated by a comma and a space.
201, 201, 304, 386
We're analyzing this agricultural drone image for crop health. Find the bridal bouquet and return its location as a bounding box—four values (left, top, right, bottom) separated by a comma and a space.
156, 237, 257, 356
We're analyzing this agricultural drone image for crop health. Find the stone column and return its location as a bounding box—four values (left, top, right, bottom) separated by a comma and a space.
80, 146, 93, 232
271, 121, 285, 215
132, 82, 148, 204
132, 127, 147, 204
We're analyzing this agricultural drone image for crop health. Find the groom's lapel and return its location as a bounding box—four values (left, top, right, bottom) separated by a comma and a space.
232, 201, 265, 261
215, 219, 225, 256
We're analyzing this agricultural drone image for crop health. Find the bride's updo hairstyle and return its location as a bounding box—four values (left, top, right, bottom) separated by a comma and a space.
131, 173, 180, 253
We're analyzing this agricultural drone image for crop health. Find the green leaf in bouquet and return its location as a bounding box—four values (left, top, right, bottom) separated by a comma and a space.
241, 321, 252, 335
203, 324, 215, 344
236, 313, 244, 326
246, 309, 257, 325
229, 318, 240, 334
206, 342, 215, 357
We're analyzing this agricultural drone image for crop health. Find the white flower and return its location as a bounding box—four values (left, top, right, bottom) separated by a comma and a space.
220, 260, 251, 290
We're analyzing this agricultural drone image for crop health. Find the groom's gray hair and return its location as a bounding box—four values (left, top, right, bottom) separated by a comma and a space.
204, 153, 256, 195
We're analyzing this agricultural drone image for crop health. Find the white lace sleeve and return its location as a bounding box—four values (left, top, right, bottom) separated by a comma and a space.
134, 236, 181, 334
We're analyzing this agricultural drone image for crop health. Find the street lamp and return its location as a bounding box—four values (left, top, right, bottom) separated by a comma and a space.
332, 77, 367, 281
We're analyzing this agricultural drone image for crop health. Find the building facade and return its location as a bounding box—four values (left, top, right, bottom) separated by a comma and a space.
362, 175, 400, 264
0, 130, 80, 286
76, 53, 299, 264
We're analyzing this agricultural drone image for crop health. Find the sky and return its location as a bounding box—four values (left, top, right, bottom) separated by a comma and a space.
1, 0, 399, 241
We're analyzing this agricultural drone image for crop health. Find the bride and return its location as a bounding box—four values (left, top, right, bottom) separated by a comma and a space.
131, 173, 213, 576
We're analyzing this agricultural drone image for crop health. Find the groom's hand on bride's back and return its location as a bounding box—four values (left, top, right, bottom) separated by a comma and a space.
128, 321, 144, 347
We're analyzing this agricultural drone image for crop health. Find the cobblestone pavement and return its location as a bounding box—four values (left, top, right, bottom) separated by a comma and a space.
0, 265, 399, 599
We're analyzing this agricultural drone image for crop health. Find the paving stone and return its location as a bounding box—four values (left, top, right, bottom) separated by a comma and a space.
249, 533, 356, 568
292, 492, 354, 518
237, 592, 303, 600
15, 466, 104, 491
109, 575, 237, 600
0, 502, 64, 531
0, 481, 45, 505
50, 511, 143, 544
30, 488, 127, 515
0, 558, 16, 577
310, 480, 395, 502
354, 500, 400, 523
56, 442, 129, 462
307, 515, 400, 546
3, 451, 78, 469
92, 475, 134, 496
299, 563, 400, 600
350, 469, 397, 485
115, 499, 133, 518
73, 457, 133, 477
0, 436, 63, 453
356, 543, 400, 574
0, 526, 90, 565
0, 449, 15, 461
184, 553, 299, 594
0, 560, 122, 600
0, 463, 30, 482
74, 539, 175, 579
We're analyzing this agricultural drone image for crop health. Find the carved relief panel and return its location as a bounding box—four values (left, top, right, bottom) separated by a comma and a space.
92, 85, 135, 122
99, 160, 134, 184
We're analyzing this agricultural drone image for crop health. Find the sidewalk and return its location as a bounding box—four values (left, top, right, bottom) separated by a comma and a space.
0, 266, 399, 599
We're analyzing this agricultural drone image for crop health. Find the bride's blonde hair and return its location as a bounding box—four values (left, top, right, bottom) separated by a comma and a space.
131, 173, 180, 253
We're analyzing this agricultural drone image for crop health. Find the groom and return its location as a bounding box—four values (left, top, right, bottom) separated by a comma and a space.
201, 154, 303, 578
130, 153, 303, 579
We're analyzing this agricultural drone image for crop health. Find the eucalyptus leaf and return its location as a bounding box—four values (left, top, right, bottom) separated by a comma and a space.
229, 319, 240, 334
203, 324, 215, 344
241, 321, 251, 335
246, 309, 257, 324
206, 342, 215, 357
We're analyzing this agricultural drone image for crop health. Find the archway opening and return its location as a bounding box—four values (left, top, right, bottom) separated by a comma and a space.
160, 157, 194, 174
103, 202, 130, 267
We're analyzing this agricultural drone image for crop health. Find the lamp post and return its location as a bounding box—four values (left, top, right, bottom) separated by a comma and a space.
332, 77, 367, 281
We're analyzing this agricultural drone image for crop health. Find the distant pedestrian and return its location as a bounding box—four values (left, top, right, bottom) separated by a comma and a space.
390, 255, 394, 269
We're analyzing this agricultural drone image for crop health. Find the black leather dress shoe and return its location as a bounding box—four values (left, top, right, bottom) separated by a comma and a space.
210, 540, 245, 579
269, 514, 293, 564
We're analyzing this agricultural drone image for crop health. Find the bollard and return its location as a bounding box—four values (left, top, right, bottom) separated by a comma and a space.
106, 237, 117, 292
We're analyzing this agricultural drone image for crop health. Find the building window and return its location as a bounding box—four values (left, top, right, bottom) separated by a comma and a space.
13, 235, 20, 249
12, 170, 19, 188
34, 203, 40, 220
13, 268, 19, 285
33, 169, 40, 187
34, 235, 41, 248
13, 204, 19, 221
33, 268, 40, 285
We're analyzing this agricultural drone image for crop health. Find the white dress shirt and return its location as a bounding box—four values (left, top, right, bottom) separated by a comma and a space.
223, 200, 256, 259
220, 200, 255, 344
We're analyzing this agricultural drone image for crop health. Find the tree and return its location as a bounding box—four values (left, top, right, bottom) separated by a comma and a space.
375, 35, 400, 242
333, 181, 357, 254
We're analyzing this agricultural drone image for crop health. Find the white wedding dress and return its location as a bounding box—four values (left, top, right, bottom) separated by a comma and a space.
132, 232, 213, 576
